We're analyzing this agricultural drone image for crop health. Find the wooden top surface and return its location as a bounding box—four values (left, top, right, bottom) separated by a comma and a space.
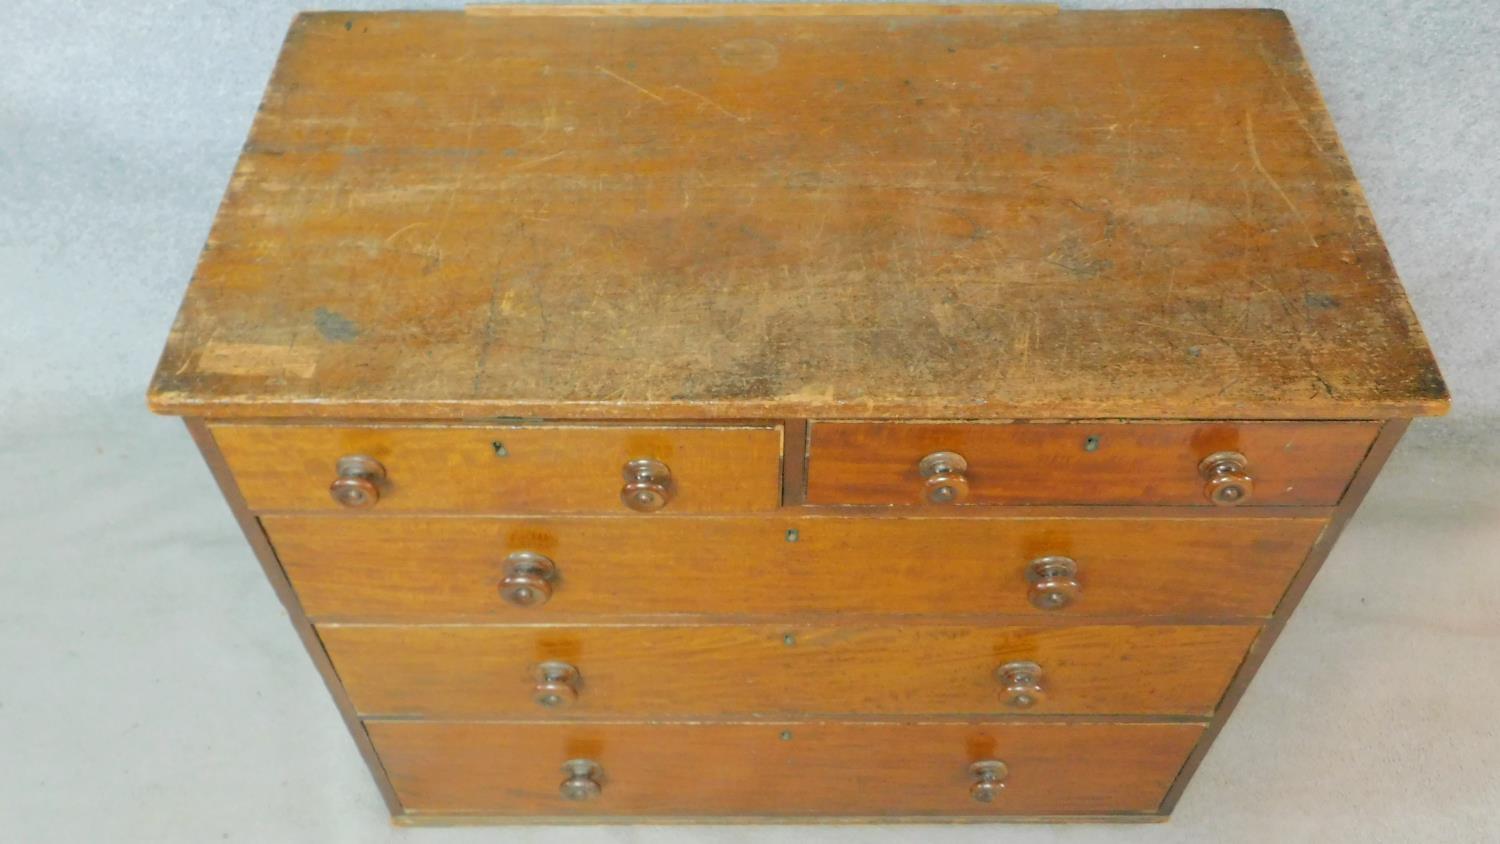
148, 6, 1448, 420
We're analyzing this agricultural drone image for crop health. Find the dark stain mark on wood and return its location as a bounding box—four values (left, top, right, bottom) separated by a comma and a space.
1414, 366, 1451, 401
314, 308, 360, 342
1046, 236, 1113, 280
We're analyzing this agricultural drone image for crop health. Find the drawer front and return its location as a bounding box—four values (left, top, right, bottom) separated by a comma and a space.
807, 421, 1379, 506
211, 424, 782, 513
266, 515, 1325, 620
369, 720, 1203, 816
323, 623, 1257, 718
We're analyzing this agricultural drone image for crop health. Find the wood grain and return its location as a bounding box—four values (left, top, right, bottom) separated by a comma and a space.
368, 720, 1204, 816
210, 423, 782, 513
263, 514, 1326, 620
147, 8, 1447, 421
807, 420, 1378, 506
321, 623, 1257, 718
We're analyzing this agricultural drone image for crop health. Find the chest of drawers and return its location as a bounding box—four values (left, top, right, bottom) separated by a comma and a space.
148, 4, 1447, 824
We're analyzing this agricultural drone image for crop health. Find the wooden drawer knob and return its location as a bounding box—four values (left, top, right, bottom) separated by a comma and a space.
500, 551, 556, 607
533, 661, 580, 708
1199, 450, 1254, 506
969, 759, 1008, 803
559, 759, 603, 801
918, 451, 969, 504
996, 660, 1045, 708
1026, 555, 1079, 610
328, 455, 385, 508
621, 458, 673, 512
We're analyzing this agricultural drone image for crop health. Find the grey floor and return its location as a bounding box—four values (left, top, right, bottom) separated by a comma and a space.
3, 1, 1498, 842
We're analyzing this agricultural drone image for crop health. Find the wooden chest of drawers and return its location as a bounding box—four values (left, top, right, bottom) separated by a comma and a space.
148, 4, 1447, 824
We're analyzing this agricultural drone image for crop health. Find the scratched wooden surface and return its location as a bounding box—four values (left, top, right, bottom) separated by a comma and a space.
148, 7, 1448, 420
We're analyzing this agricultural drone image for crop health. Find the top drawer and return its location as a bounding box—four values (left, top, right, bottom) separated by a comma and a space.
210, 424, 783, 514
807, 421, 1378, 507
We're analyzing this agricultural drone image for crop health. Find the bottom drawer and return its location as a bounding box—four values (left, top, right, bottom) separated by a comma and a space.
370, 721, 1204, 818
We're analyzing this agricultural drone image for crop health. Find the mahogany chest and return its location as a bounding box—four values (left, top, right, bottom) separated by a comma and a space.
149, 4, 1448, 824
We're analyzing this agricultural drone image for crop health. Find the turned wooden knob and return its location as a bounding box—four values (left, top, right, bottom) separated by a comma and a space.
1199, 451, 1254, 506
969, 760, 1008, 803
918, 451, 969, 504
621, 458, 673, 512
559, 759, 603, 801
1026, 555, 1079, 610
533, 661, 580, 708
328, 455, 385, 508
499, 551, 556, 607
996, 661, 1045, 708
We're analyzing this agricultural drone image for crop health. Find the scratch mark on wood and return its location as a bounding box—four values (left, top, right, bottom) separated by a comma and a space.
384, 221, 430, 244
597, 65, 664, 102
1134, 321, 1256, 344
1245, 109, 1319, 248
1257, 43, 1326, 154
512, 150, 567, 169
670, 84, 750, 122
426, 98, 481, 263
473, 274, 506, 395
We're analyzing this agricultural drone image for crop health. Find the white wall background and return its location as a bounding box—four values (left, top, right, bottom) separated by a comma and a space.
2, 2, 1496, 842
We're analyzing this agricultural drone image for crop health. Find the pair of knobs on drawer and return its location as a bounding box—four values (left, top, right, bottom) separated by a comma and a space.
327, 456, 675, 512
523, 660, 1041, 710
499, 553, 1081, 610
918, 450, 1256, 505
558, 759, 1013, 804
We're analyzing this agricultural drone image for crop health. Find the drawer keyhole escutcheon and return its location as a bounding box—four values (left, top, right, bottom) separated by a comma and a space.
621, 458, 673, 512
1025, 556, 1080, 610
500, 551, 557, 607
996, 661, 1045, 708
533, 660, 580, 708
918, 451, 969, 504
969, 760, 1009, 802
1199, 451, 1254, 506
560, 759, 603, 801
328, 455, 385, 508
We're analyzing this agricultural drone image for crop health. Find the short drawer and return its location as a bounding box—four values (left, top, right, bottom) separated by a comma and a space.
370, 720, 1203, 817
322, 623, 1256, 718
211, 423, 782, 513
266, 515, 1325, 620
806, 421, 1378, 506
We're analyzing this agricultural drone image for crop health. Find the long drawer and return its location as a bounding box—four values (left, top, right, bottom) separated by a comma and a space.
266, 515, 1325, 620
322, 623, 1256, 718
211, 423, 783, 513
369, 720, 1204, 817
807, 421, 1379, 506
